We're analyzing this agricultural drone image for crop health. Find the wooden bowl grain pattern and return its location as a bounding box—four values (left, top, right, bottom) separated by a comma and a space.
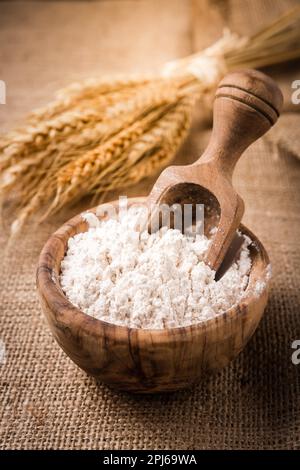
37, 197, 270, 393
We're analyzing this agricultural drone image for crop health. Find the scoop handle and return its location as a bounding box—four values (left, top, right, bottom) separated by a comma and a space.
199, 69, 283, 177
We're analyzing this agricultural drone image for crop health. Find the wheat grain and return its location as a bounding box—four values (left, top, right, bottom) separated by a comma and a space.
1, 6, 300, 234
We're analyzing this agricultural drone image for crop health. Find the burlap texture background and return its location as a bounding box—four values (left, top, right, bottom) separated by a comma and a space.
0, 0, 300, 449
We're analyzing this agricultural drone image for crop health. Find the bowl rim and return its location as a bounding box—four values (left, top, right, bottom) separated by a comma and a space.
36, 197, 270, 339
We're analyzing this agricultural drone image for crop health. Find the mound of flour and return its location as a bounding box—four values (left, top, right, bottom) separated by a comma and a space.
60, 208, 252, 329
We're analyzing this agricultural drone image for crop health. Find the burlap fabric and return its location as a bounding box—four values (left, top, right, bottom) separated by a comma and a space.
0, 0, 300, 450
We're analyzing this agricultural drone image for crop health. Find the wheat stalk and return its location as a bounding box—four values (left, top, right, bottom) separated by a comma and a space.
1, 5, 300, 234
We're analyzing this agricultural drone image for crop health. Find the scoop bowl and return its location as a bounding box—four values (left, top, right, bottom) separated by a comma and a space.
37, 197, 271, 393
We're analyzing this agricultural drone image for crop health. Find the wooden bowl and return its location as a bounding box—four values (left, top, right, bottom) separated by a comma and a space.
37, 197, 270, 393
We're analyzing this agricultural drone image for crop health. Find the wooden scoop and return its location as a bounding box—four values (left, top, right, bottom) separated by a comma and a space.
147, 69, 283, 275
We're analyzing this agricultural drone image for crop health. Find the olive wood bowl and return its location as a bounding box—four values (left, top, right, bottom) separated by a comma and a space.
37, 197, 270, 393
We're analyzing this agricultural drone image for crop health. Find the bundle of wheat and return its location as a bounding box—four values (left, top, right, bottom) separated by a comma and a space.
1, 6, 300, 234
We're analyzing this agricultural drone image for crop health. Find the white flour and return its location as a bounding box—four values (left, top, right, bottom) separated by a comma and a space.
60, 208, 254, 329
